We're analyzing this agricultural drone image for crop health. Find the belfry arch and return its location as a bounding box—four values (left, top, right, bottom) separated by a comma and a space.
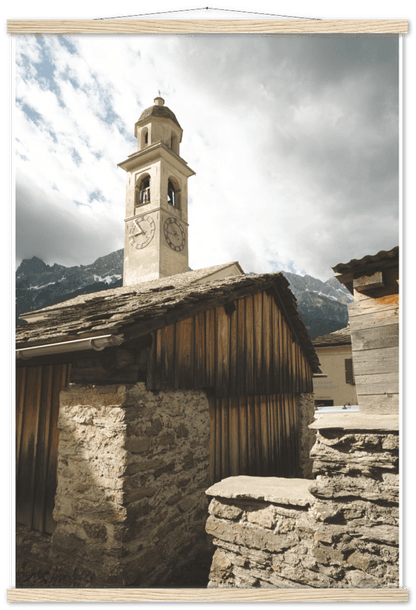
167, 177, 181, 209
135, 173, 151, 209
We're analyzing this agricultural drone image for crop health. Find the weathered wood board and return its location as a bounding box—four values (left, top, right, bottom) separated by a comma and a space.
352, 346, 399, 376
356, 394, 399, 414
351, 324, 399, 351
147, 291, 313, 398
355, 372, 399, 396
16, 363, 70, 534
210, 393, 299, 483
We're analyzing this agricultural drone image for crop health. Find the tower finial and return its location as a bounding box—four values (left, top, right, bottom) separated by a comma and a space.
154, 94, 165, 106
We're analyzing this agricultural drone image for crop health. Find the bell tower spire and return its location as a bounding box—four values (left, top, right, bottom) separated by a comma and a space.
118, 97, 195, 286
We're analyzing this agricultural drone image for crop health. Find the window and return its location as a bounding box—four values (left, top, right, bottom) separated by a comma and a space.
314, 399, 334, 408
345, 358, 355, 385
141, 128, 149, 149
135, 175, 150, 208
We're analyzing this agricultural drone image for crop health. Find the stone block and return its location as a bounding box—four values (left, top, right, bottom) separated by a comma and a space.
154, 462, 175, 478
347, 569, 380, 588
209, 499, 243, 521
246, 505, 276, 529
123, 486, 156, 504
312, 542, 344, 565
357, 524, 399, 546
145, 418, 163, 436
176, 423, 189, 438
159, 431, 175, 445
82, 521, 108, 542
124, 436, 152, 454
51, 528, 87, 558
124, 458, 165, 476
347, 550, 371, 571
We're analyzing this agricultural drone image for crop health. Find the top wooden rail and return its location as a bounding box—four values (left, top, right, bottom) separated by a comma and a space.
7, 19, 409, 35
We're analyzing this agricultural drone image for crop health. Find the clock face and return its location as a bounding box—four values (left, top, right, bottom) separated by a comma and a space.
164, 217, 186, 251
129, 215, 155, 249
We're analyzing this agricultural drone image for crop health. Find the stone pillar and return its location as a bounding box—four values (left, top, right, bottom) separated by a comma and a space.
205, 413, 399, 589
51, 382, 211, 587
308, 413, 399, 588
297, 393, 315, 479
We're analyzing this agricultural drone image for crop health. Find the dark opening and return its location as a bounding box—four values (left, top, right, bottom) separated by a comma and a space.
167, 179, 176, 206
136, 175, 150, 206
314, 400, 334, 407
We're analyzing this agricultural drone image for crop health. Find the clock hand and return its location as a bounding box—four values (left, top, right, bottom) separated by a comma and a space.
133, 220, 148, 237
133, 220, 144, 234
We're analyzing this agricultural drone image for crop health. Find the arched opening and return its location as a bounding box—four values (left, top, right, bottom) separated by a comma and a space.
135, 174, 151, 208
141, 127, 149, 149
167, 177, 180, 208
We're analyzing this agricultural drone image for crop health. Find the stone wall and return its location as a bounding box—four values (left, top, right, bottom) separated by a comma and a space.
51, 382, 211, 587
297, 392, 315, 479
206, 415, 399, 589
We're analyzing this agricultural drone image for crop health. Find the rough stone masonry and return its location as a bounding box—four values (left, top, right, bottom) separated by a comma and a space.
206, 416, 399, 588
51, 382, 211, 587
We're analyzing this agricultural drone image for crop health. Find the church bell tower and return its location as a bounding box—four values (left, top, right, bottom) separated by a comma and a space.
118, 97, 195, 286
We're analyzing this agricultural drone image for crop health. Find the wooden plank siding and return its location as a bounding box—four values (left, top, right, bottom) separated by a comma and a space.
147, 291, 313, 398
16, 363, 70, 534
147, 290, 313, 481
348, 293, 399, 413
209, 393, 300, 481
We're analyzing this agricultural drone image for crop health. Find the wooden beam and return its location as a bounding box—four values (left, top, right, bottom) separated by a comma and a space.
353, 271, 384, 292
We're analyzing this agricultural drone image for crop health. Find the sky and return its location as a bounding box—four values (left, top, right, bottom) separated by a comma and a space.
15, 33, 399, 281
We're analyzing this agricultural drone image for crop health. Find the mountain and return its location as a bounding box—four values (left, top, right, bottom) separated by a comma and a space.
16, 250, 124, 319
281, 271, 352, 338
16, 252, 352, 338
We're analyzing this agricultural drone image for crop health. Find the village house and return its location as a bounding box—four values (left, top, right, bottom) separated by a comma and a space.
312, 325, 358, 409
332, 246, 399, 413
15, 98, 321, 588
205, 247, 399, 589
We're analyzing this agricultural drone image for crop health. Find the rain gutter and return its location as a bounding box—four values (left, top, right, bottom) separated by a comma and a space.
16, 334, 124, 360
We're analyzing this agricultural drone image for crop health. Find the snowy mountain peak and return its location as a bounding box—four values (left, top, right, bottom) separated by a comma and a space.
16, 250, 350, 337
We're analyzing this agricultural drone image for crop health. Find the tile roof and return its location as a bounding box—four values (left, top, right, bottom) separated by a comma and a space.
333, 246, 398, 275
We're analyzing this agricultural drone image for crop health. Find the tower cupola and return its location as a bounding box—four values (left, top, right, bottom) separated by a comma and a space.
134, 97, 183, 155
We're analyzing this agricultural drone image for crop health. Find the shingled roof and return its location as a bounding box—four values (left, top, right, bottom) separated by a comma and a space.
313, 325, 351, 348
16, 266, 320, 373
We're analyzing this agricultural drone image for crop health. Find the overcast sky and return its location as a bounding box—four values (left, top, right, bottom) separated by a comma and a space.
15, 33, 399, 281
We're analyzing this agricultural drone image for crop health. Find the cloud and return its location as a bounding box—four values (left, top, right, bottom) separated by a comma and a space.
15, 34, 399, 280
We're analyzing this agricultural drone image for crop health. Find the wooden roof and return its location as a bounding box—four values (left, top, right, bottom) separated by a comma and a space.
16, 265, 320, 373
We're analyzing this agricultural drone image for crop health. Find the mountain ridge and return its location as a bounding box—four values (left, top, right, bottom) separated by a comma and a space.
16, 251, 351, 337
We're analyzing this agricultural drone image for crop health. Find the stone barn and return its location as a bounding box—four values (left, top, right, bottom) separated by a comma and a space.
16, 267, 320, 587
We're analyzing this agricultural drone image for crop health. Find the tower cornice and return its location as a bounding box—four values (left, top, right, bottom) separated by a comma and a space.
118, 141, 195, 177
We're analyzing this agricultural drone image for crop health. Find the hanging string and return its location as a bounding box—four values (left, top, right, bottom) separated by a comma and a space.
94, 7, 321, 21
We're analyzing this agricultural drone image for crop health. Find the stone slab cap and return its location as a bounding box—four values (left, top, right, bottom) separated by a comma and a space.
205, 476, 314, 506
310, 413, 399, 431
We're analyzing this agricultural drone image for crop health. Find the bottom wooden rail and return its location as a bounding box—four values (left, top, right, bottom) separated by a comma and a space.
7, 588, 409, 602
